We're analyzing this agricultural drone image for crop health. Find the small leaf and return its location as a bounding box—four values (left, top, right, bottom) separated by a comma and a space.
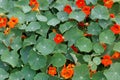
51, 53, 66, 67
59, 21, 76, 33
104, 63, 120, 80
8, 71, 23, 80
28, 51, 47, 70
47, 18, 60, 26
93, 57, 101, 65
93, 43, 104, 54
90, 5, 109, 20
57, 11, 68, 22
83, 55, 91, 62
76, 37, 92, 52
72, 64, 89, 80
35, 38, 56, 55
99, 30, 115, 44
69, 11, 85, 22
87, 22, 101, 35
36, 14, 47, 22
1, 51, 19, 67
25, 22, 41, 32
21, 66, 36, 80
22, 5, 31, 13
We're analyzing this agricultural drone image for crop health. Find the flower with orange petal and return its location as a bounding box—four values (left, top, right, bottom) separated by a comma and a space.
7, 16, 19, 28
82, 6, 91, 16
111, 52, 120, 59
76, 0, 86, 8
103, 0, 113, 8
29, 0, 39, 11
48, 66, 57, 76
101, 54, 112, 67
54, 34, 64, 44
110, 13, 115, 18
110, 24, 120, 34
0, 17, 7, 28
60, 64, 74, 79
64, 5, 72, 14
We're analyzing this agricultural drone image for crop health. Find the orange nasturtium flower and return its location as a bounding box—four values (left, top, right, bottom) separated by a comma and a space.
101, 54, 112, 67
7, 16, 19, 28
111, 52, 120, 59
48, 66, 57, 76
29, 0, 39, 11
76, 0, 86, 8
110, 24, 120, 34
103, 0, 113, 8
101, 43, 107, 50
71, 45, 78, 53
54, 34, 64, 44
64, 5, 72, 14
60, 64, 74, 79
82, 6, 91, 16
0, 17, 7, 28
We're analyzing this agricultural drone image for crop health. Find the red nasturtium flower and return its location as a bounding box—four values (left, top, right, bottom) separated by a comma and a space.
48, 66, 57, 76
82, 6, 91, 16
76, 0, 86, 8
103, 0, 113, 8
101, 54, 112, 67
64, 5, 72, 14
0, 17, 7, 28
54, 34, 64, 44
29, 0, 39, 11
60, 64, 74, 79
110, 13, 115, 18
110, 24, 120, 34
7, 16, 19, 28
111, 52, 120, 59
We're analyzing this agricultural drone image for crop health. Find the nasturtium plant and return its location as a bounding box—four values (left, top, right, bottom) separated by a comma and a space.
0, 0, 120, 80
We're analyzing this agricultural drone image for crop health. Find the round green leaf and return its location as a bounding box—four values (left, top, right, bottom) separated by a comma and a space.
59, 21, 76, 33
47, 18, 60, 26
83, 55, 91, 62
36, 14, 48, 22
99, 30, 115, 44
1, 51, 19, 67
25, 22, 41, 32
93, 43, 104, 54
34, 73, 49, 80
90, 5, 109, 20
51, 53, 66, 67
11, 37, 22, 51
36, 39, 56, 55
57, 11, 68, 22
28, 51, 47, 70
76, 37, 92, 52
72, 64, 89, 80
9, 71, 23, 80
113, 42, 120, 52
93, 57, 101, 65
69, 11, 86, 22
87, 22, 101, 35
104, 63, 120, 80
21, 66, 36, 80
0, 68, 9, 80
22, 5, 31, 13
